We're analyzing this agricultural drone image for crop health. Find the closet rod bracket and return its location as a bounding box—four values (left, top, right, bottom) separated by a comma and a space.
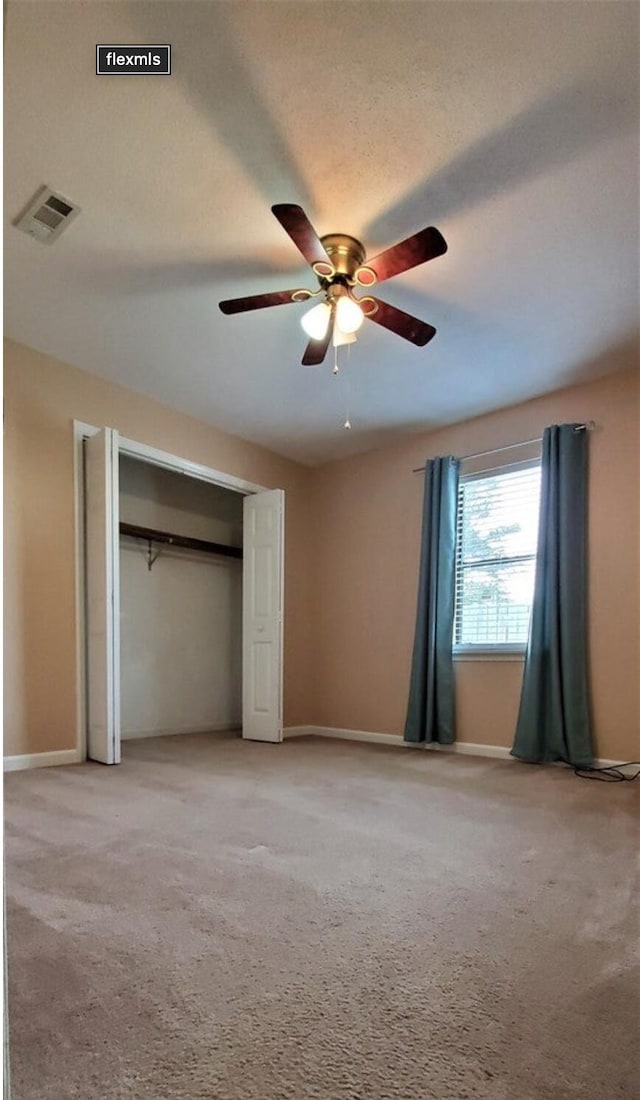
147, 539, 162, 571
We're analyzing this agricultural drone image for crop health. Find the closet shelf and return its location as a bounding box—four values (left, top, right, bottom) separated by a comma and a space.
120, 522, 242, 560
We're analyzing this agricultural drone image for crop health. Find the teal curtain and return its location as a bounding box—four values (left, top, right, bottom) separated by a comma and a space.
404, 456, 459, 744
511, 424, 594, 766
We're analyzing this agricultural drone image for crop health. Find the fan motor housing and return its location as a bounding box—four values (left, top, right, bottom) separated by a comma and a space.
320, 234, 366, 279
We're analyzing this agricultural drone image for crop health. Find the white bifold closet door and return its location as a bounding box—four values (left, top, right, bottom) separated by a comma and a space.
85, 428, 121, 764
242, 489, 284, 742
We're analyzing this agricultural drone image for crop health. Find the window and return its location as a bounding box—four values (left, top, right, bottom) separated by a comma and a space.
454, 461, 542, 649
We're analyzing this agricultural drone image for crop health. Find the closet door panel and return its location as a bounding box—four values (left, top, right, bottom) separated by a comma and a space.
242, 489, 284, 742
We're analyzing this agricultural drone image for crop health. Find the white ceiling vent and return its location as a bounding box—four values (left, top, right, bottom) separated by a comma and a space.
14, 185, 81, 244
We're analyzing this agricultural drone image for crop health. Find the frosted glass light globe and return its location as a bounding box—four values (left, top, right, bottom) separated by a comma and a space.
301, 302, 331, 340
335, 296, 364, 334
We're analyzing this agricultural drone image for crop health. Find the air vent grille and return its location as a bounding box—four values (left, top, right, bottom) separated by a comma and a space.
33, 205, 65, 230
14, 186, 81, 244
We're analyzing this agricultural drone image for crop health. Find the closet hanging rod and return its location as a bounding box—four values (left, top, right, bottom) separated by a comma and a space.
411, 421, 595, 474
119, 523, 242, 559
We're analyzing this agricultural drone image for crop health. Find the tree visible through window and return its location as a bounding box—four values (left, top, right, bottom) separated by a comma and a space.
454, 462, 542, 646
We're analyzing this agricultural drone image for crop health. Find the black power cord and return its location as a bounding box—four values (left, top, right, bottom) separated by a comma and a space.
573, 761, 640, 782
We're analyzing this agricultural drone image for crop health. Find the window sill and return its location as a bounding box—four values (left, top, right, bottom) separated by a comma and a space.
453, 646, 526, 663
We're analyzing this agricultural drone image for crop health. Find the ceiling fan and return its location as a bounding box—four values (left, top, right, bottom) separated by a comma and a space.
218, 205, 447, 366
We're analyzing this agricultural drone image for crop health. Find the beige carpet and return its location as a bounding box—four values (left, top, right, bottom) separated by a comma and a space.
5, 733, 640, 1099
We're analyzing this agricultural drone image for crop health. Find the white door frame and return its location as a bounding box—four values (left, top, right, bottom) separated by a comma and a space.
73, 420, 272, 762
85, 428, 121, 764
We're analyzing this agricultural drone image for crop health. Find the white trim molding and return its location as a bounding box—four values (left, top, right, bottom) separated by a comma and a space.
593, 758, 638, 771
118, 436, 268, 495
2, 734, 629, 773
284, 725, 404, 746
282, 726, 625, 769
453, 647, 526, 663
283, 725, 510, 755
4, 749, 81, 773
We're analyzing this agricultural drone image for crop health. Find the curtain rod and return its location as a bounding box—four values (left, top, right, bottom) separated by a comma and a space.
411, 421, 595, 474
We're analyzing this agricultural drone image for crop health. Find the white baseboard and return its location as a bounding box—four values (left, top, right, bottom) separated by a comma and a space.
282, 726, 626, 769
283, 725, 317, 738
283, 725, 510, 757
592, 757, 637, 771
284, 725, 402, 746
5, 731, 629, 774
4, 749, 81, 773
122, 722, 241, 741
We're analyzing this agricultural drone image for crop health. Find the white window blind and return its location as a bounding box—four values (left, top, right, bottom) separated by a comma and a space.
454, 461, 542, 647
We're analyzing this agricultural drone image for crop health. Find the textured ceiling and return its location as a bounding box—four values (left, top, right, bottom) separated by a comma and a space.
4, 1, 639, 464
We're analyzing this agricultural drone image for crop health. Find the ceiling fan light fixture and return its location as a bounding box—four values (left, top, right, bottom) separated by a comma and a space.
219, 204, 447, 366
335, 295, 364, 334
301, 301, 331, 340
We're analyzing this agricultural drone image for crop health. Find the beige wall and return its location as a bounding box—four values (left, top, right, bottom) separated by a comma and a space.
309, 367, 640, 762
3, 338, 314, 755
4, 338, 639, 763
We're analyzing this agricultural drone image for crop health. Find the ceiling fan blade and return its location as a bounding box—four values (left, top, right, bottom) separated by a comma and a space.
364, 297, 436, 346
301, 310, 334, 367
358, 227, 447, 285
272, 204, 334, 274
219, 289, 308, 314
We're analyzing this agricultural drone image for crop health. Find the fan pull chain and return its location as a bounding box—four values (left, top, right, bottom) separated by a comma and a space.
344, 343, 352, 429
333, 344, 339, 375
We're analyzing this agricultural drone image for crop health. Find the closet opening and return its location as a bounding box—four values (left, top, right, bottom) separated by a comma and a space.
75, 423, 285, 763
119, 455, 244, 753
